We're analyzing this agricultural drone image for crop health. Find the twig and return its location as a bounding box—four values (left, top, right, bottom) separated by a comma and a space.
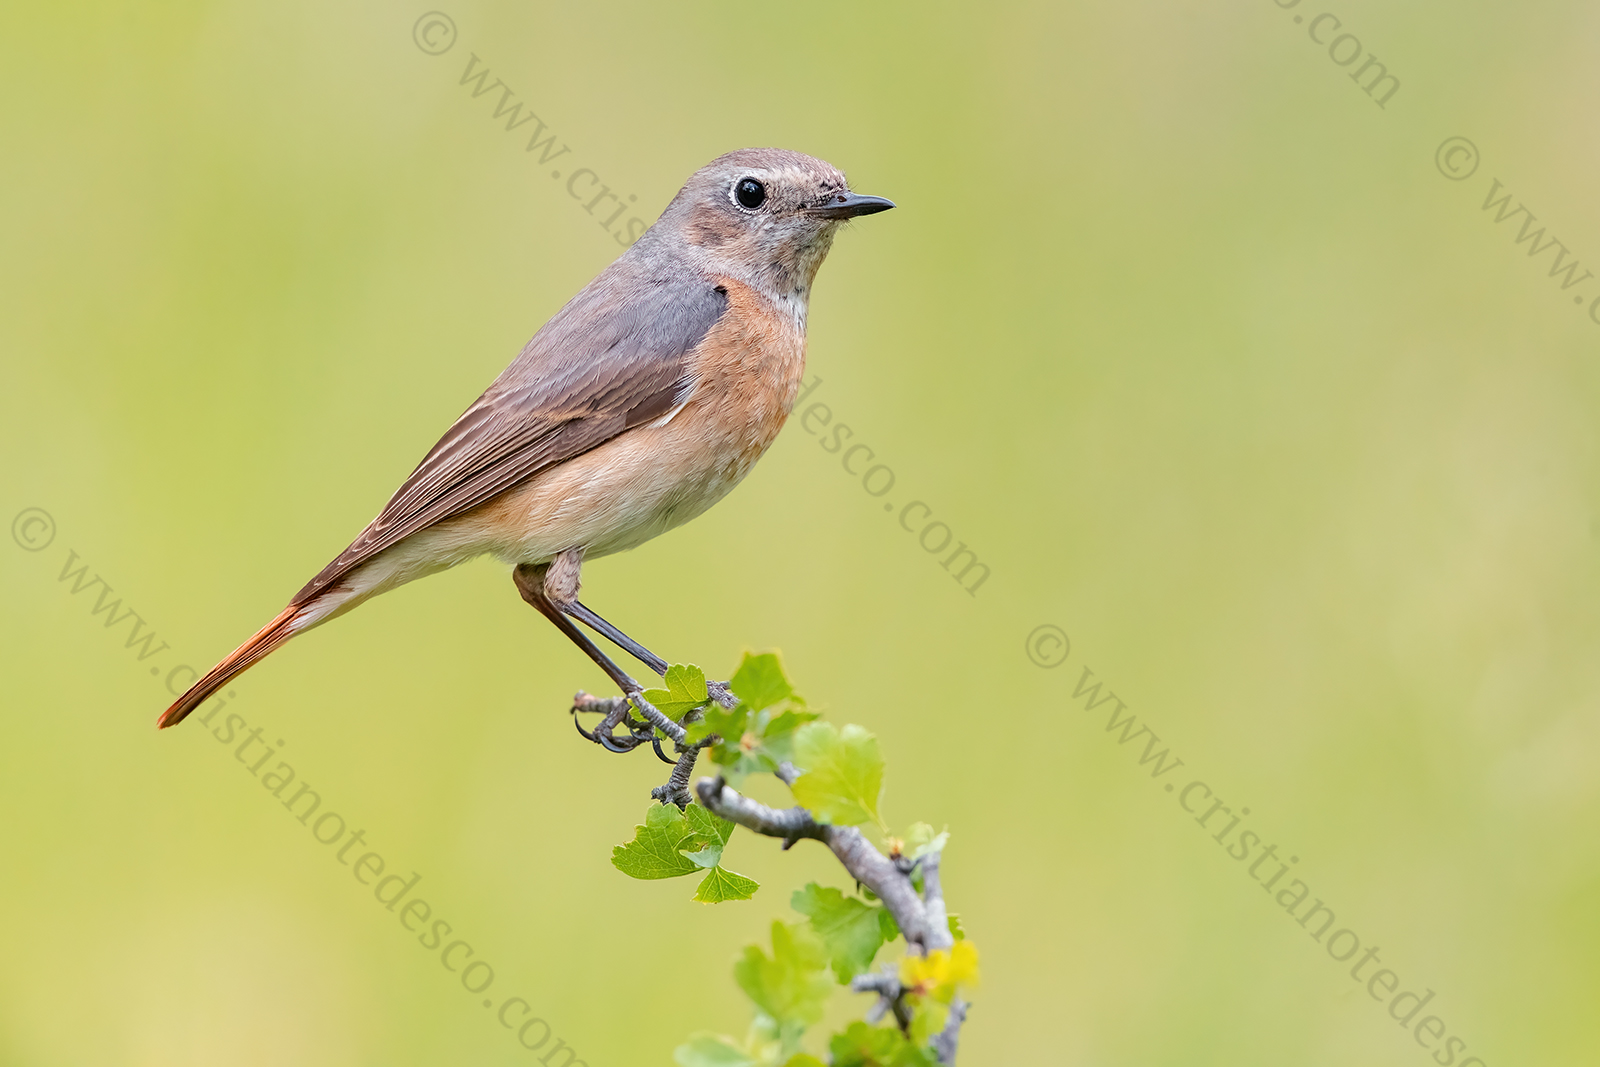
696, 777, 931, 951
694, 776, 827, 848
851, 969, 913, 1032
920, 852, 953, 953
627, 690, 686, 745
648, 681, 740, 804
650, 742, 705, 808
932, 1000, 968, 1064
918, 849, 968, 1061
574, 679, 971, 1060
696, 775, 970, 1061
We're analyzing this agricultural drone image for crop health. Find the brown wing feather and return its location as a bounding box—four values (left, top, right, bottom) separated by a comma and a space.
292, 262, 728, 605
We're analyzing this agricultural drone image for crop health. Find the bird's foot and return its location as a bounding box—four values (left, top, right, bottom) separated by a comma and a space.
571, 691, 653, 753
626, 689, 689, 747
569, 683, 732, 805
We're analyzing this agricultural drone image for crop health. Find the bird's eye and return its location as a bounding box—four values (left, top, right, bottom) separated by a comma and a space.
734, 177, 766, 210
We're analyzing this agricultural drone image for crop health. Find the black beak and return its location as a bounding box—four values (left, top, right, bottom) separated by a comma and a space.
809, 192, 896, 219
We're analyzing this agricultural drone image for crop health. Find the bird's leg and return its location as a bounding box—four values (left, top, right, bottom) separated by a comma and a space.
541, 548, 675, 681
563, 599, 668, 676
514, 562, 651, 753
537, 550, 736, 711
513, 561, 638, 692
518, 553, 743, 805
513, 557, 693, 750
564, 598, 737, 709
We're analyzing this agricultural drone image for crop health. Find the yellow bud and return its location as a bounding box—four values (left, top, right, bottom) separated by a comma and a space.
898, 941, 980, 1002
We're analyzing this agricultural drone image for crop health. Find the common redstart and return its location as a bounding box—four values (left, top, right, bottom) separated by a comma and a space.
158, 148, 893, 740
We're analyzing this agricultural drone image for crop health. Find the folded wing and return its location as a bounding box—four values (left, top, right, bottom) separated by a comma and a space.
293, 265, 728, 605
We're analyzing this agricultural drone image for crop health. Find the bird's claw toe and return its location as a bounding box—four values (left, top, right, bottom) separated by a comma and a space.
570, 695, 652, 753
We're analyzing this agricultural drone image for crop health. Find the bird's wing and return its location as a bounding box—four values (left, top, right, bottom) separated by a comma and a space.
292, 267, 728, 605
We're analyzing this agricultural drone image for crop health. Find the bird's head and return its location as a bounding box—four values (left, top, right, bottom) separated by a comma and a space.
648, 148, 894, 303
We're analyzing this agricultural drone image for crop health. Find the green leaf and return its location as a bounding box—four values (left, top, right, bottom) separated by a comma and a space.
680, 803, 737, 867
791, 883, 894, 982
686, 803, 736, 847
733, 921, 832, 1029
947, 913, 964, 941
686, 702, 750, 753
643, 663, 710, 719
694, 865, 761, 902
906, 999, 948, 1049
760, 708, 820, 765
827, 1021, 936, 1067
683, 847, 723, 869
790, 723, 885, 827
781, 1056, 827, 1067
674, 1034, 757, 1067
729, 651, 801, 711
901, 822, 949, 860
689, 654, 812, 769
610, 804, 699, 879
727, 749, 778, 781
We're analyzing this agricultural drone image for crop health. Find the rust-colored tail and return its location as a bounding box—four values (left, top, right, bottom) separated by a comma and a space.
157, 604, 302, 728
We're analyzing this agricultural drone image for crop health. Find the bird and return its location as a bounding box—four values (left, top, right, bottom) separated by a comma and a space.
157, 147, 893, 746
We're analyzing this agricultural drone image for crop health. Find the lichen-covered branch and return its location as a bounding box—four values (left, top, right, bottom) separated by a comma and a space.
693, 775, 827, 848
825, 824, 930, 949
920, 852, 953, 953
650, 742, 705, 807
851, 970, 913, 1031
698, 777, 931, 944
932, 999, 968, 1064
916, 850, 968, 1062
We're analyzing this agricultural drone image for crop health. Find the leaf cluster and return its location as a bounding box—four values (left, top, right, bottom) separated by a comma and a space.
605, 653, 976, 1064
685, 652, 817, 781
611, 800, 758, 902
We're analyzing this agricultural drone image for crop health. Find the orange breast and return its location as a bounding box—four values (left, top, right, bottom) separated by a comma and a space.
678, 276, 809, 477
427, 276, 811, 566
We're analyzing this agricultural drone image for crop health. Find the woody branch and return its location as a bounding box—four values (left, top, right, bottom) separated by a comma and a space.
695, 768, 968, 1065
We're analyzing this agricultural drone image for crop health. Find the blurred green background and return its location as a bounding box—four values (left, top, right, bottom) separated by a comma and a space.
3, 1, 1597, 1063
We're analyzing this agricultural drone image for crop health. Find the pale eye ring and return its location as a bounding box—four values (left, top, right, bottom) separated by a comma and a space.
733, 177, 766, 210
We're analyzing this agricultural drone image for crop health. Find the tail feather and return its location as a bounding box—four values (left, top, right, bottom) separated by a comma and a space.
157, 604, 302, 729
